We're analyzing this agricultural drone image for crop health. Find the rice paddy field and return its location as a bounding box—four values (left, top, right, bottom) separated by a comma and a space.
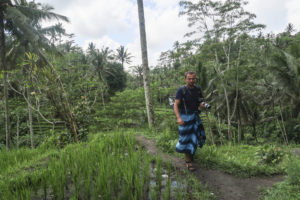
0, 131, 214, 200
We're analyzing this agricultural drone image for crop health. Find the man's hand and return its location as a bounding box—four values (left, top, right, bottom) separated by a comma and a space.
174, 99, 184, 125
177, 117, 184, 126
199, 102, 205, 109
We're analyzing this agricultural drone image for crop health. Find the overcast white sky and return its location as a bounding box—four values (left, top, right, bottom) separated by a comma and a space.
37, 0, 300, 68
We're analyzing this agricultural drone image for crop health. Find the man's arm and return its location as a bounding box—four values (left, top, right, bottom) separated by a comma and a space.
174, 99, 184, 125
198, 86, 205, 109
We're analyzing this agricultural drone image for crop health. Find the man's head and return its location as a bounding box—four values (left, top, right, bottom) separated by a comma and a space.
185, 71, 196, 88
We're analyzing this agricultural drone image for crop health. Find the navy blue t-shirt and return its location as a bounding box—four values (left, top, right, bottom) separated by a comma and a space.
175, 85, 203, 113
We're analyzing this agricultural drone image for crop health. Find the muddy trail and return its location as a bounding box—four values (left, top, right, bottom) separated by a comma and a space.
136, 135, 284, 200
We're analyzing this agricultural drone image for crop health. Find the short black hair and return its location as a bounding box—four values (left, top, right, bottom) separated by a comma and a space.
185, 71, 196, 79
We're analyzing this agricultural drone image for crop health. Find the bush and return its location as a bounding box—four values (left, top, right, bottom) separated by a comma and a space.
39, 130, 72, 149
255, 145, 285, 165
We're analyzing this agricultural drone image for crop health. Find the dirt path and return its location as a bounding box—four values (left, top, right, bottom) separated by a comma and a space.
136, 135, 284, 200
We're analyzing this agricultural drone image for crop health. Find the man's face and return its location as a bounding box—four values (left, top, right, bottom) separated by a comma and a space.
185, 74, 196, 87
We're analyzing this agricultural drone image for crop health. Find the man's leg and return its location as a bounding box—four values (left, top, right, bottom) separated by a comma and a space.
185, 153, 196, 171
185, 153, 192, 162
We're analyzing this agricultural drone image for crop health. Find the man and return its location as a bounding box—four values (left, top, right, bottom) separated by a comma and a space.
174, 71, 206, 171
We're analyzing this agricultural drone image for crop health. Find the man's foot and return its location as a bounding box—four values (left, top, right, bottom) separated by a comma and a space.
186, 161, 196, 172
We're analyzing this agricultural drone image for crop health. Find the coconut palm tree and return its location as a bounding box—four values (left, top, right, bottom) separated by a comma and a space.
271, 50, 300, 117
89, 48, 115, 109
137, 0, 155, 127
116, 45, 133, 68
87, 42, 96, 55
1, 0, 72, 148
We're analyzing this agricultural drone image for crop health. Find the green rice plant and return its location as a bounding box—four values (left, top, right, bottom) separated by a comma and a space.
48, 159, 65, 199
93, 163, 106, 200
107, 154, 120, 199
133, 168, 142, 199
150, 186, 158, 200
123, 165, 134, 199
40, 169, 50, 200
1, 130, 215, 200
99, 155, 111, 200
83, 166, 92, 199
0, 147, 56, 177
142, 155, 151, 198
76, 146, 93, 199
155, 155, 163, 195
19, 187, 31, 200
163, 161, 172, 200
132, 150, 144, 199
70, 158, 81, 198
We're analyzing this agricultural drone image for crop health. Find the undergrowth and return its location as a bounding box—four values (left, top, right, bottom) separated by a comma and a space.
261, 157, 300, 200
196, 144, 288, 177
149, 128, 292, 177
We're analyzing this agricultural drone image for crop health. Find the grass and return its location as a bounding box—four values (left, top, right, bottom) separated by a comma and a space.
261, 157, 300, 200
146, 128, 293, 178
195, 144, 289, 177
139, 127, 300, 199
0, 130, 215, 200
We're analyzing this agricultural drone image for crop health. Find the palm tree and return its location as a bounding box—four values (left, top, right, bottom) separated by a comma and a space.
0, 0, 11, 148
19, 1, 70, 148
271, 50, 300, 116
130, 65, 143, 87
1, 0, 76, 147
101, 46, 114, 61
137, 0, 155, 127
87, 42, 96, 55
89, 48, 115, 109
116, 45, 133, 68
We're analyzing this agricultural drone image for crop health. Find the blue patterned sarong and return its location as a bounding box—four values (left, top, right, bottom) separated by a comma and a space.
175, 111, 206, 156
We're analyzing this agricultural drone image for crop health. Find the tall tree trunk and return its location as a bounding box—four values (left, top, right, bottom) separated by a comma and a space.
24, 45, 34, 148
214, 50, 232, 142
137, 0, 154, 127
279, 101, 289, 145
205, 111, 215, 146
252, 122, 258, 143
217, 112, 224, 145
237, 110, 242, 143
0, 12, 11, 149
223, 82, 232, 141
57, 77, 79, 142
98, 71, 106, 110
37, 114, 42, 136
27, 90, 34, 148
44, 60, 79, 142
16, 114, 19, 149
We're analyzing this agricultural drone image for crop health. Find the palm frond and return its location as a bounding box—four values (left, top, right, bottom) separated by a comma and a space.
16, 4, 69, 23
5, 7, 39, 42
